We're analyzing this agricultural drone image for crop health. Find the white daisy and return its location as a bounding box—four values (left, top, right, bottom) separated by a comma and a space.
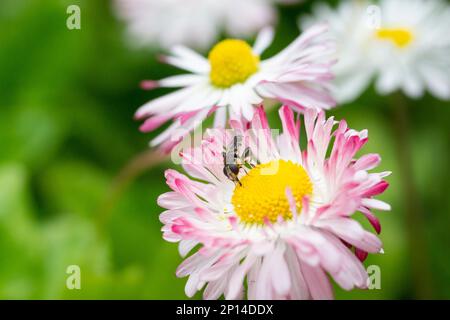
301, 0, 450, 103
135, 24, 336, 151
114, 0, 297, 50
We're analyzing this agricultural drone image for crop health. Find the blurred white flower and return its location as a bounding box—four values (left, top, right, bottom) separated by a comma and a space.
301, 0, 450, 103
114, 0, 297, 50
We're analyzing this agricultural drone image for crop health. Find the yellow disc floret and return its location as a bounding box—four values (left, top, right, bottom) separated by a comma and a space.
231, 160, 313, 225
208, 39, 259, 88
375, 28, 414, 48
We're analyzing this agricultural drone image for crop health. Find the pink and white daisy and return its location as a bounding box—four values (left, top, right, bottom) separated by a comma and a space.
135, 24, 336, 152
158, 105, 390, 299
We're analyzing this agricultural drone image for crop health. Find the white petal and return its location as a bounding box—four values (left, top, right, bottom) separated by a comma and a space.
159, 74, 207, 88
253, 27, 275, 55
361, 198, 391, 211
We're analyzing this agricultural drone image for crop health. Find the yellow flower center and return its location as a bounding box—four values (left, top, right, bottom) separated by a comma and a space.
208, 39, 259, 88
231, 160, 313, 225
375, 28, 414, 48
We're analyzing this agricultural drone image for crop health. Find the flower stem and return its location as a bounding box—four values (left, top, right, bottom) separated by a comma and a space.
96, 149, 167, 231
390, 92, 434, 299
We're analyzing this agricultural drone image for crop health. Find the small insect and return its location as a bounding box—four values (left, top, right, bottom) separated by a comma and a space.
222, 135, 254, 186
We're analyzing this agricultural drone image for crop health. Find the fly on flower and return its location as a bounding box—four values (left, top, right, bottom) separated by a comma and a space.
222, 135, 255, 186
301, 0, 450, 103
158, 105, 391, 299
135, 24, 336, 152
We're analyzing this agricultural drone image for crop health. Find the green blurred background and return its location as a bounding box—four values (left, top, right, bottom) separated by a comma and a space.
0, 0, 449, 299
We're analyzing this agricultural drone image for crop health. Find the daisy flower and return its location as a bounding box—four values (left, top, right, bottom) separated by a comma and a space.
114, 0, 297, 50
135, 24, 336, 152
158, 105, 390, 299
301, 0, 450, 103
